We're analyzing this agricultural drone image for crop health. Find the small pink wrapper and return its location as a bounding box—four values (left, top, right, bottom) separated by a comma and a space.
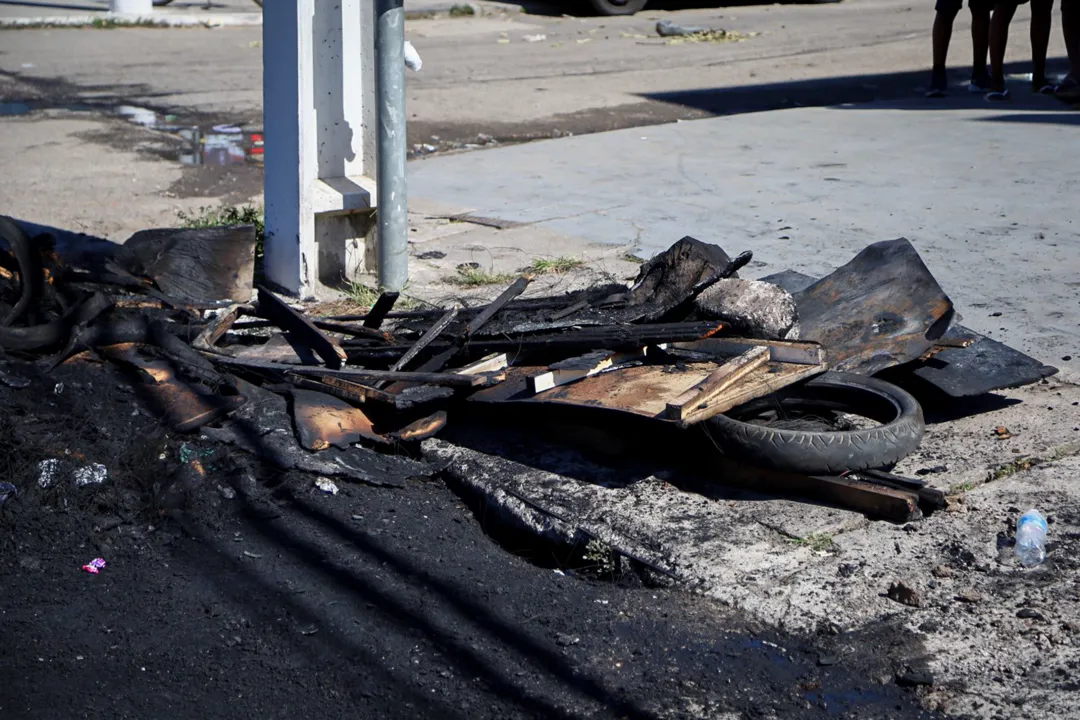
82, 558, 107, 574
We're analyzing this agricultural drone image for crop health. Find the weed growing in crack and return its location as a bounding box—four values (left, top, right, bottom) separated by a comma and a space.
789, 532, 837, 552
527, 257, 586, 275
583, 538, 618, 576
446, 267, 515, 287
342, 281, 421, 310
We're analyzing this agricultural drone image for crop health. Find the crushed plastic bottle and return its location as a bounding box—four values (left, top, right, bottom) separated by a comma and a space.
1015, 509, 1048, 567
403, 41, 422, 72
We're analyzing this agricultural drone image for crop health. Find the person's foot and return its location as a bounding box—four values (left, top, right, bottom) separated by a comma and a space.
968, 72, 993, 93
985, 78, 1010, 102
926, 68, 949, 98
1032, 76, 1058, 94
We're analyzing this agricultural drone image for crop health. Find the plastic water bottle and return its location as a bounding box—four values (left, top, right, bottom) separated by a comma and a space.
1015, 510, 1048, 567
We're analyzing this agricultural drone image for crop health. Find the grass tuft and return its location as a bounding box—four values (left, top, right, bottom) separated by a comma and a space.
528, 257, 586, 275
446, 267, 515, 287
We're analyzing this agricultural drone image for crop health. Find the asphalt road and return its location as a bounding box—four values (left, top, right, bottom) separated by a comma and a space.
0, 0, 1064, 142
0, 0, 1067, 237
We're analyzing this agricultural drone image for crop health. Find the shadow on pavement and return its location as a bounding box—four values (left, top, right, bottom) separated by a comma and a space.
639, 59, 1075, 118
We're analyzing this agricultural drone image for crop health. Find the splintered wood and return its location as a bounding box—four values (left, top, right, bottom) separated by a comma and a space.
665, 347, 770, 424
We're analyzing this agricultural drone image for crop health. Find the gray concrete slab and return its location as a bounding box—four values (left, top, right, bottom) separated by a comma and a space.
409, 98, 1080, 373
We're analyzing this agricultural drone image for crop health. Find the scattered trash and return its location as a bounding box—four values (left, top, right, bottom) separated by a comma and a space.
73, 463, 108, 487
417, 250, 447, 260
315, 477, 339, 495
37, 459, 61, 489
242, 551, 263, 559
555, 633, 580, 647
53, 383, 64, 395
211, 124, 242, 134
523, 33, 547, 42
218, 485, 236, 500
656, 19, 708, 36
82, 558, 107, 574
404, 41, 423, 71
1015, 509, 1048, 567
994, 426, 1014, 439
0, 482, 17, 505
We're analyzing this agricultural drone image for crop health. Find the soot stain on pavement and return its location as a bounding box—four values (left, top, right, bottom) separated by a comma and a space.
0, 358, 940, 719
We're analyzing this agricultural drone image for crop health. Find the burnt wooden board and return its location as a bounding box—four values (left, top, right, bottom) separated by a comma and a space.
471, 360, 826, 420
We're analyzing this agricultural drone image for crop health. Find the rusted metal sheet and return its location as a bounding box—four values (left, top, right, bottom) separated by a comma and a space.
290, 388, 388, 450
908, 325, 1057, 397
763, 267, 1056, 395
793, 238, 954, 375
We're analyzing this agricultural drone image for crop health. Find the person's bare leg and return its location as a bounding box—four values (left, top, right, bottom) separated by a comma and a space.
934, 8, 960, 69
1031, 0, 1054, 87
972, 6, 992, 81
930, 4, 961, 94
989, 2, 1019, 92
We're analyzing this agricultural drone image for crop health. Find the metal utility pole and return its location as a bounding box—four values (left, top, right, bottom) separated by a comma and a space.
375, 0, 409, 292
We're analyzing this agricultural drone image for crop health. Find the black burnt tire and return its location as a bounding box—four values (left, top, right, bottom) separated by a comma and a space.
704, 372, 924, 475
588, 0, 646, 15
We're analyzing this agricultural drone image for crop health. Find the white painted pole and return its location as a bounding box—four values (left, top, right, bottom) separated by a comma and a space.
263, 0, 378, 299
109, 0, 152, 13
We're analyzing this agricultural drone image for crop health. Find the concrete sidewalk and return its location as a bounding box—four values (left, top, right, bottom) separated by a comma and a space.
0, 0, 260, 26
409, 93, 1080, 375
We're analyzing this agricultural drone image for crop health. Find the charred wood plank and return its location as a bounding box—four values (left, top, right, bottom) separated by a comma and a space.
310, 319, 393, 343
114, 225, 256, 304
206, 355, 499, 387
362, 291, 399, 329
342, 321, 729, 366
527, 348, 647, 394
192, 304, 249, 351
857, 469, 947, 511
149, 320, 238, 392
103, 345, 245, 432
286, 374, 392, 406
466, 275, 531, 337
256, 285, 347, 369
0, 291, 112, 352
389, 306, 459, 372
451, 353, 509, 376
665, 346, 771, 425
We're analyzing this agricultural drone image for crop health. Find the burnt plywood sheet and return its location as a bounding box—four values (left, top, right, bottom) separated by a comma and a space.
471, 361, 825, 419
